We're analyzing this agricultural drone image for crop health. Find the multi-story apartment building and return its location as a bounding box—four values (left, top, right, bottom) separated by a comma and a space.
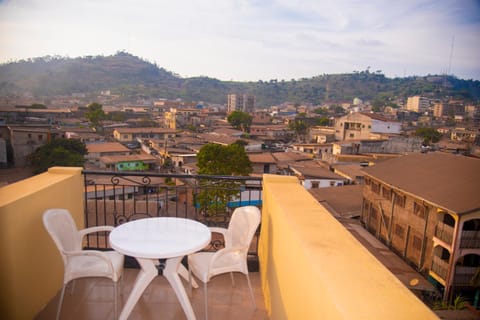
406, 96, 430, 113
334, 112, 401, 141
433, 102, 455, 118
361, 152, 480, 301
227, 94, 255, 113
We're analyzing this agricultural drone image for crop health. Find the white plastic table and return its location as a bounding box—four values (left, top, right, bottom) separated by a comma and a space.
109, 217, 211, 320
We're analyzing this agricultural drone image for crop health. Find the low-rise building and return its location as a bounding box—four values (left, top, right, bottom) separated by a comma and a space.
334, 112, 401, 141
86, 142, 130, 166
113, 127, 177, 143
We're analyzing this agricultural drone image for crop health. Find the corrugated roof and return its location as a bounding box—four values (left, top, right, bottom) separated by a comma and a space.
272, 152, 312, 162
100, 154, 158, 164
248, 152, 276, 163
114, 127, 177, 134
87, 142, 129, 153
309, 185, 363, 218
291, 163, 344, 180
362, 152, 480, 214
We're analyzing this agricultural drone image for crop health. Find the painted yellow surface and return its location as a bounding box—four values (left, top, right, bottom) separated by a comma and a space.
259, 174, 439, 320
0, 167, 84, 320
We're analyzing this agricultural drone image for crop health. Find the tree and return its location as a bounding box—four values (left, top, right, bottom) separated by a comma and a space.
28, 138, 87, 174
197, 143, 252, 176
227, 111, 252, 132
196, 143, 252, 216
289, 115, 308, 141
415, 127, 441, 145
85, 102, 106, 126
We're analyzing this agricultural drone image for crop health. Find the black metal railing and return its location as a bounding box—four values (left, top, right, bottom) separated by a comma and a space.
82, 170, 263, 268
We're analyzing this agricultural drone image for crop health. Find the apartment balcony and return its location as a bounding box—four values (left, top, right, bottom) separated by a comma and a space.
460, 230, 480, 249
453, 266, 478, 287
435, 221, 455, 245
0, 167, 439, 320
431, 255, 450, 281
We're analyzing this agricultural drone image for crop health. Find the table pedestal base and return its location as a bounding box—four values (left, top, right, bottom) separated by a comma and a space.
118, 257, 197, 320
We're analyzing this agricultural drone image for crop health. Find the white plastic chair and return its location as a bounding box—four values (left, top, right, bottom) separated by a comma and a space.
188, 205, 261, 320
42, 208, 124, 320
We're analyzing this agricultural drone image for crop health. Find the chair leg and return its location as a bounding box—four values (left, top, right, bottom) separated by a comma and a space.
70, 279, 76, 295
114, 281, 118, 320
188, 266, 193, 297
56, 284, 66, 320
203, 282, 208, 320
245, 273, 256, 309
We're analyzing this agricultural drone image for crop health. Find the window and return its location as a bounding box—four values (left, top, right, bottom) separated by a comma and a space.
382, 186, 391, 200
349, 133, 355, 138
412, 235, 423, 251
330, 181, 336, 186
368, 125, 371, 129
413, 202, 426, 219
365, 178, 371, 186
311, 181, 319, 188
394, 191, 406, 208
28, 133, 32, 139
38, 134, 43, 141
395, 224, 405, 239
371, 182, 380, 194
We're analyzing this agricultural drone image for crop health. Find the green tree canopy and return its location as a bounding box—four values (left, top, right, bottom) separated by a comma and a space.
196, 143, 252, 216
85, 102, 106, 126
289, 116, 308, 141
227, 111, 253, 132
197, 143, 252, 176
415, 127, 442, 145
28, 138, 87, 174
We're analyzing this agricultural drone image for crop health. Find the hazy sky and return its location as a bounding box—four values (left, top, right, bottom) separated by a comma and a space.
1, 0, 479, 81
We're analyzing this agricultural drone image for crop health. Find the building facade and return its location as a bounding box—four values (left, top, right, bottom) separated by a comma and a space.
334, 112, 401, 141
361, 153, 480, 301
406, 96, 430, 113
227, 94, 255, 113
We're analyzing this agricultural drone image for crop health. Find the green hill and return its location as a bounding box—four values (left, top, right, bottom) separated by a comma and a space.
1, 52, 479, 107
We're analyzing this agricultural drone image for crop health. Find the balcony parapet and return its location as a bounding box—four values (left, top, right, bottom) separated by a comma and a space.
0, 167, 84, 320
259, 174, 439, 320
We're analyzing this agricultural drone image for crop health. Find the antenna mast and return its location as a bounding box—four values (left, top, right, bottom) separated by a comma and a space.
447, 35, 455, 75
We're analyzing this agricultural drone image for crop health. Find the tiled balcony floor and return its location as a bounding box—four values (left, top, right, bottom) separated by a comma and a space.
35, 267, 268, 320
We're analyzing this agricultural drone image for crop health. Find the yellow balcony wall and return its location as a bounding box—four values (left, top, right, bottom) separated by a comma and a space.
0, 167, 84, 320
259, 174, 438, 320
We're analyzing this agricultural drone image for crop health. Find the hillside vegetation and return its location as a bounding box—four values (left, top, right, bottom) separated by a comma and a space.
1, 52, 479, 107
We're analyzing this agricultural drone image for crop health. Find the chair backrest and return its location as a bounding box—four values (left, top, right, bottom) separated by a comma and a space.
43, 209, 82, 265
228, 206, 261, 249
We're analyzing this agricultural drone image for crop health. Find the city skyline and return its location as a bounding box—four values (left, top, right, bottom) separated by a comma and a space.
0, 0, 479, 82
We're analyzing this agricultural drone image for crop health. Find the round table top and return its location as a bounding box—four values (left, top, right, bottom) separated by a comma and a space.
109, 217, 211, 259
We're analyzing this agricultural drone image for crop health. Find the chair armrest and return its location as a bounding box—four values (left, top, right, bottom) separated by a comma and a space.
64, 249, 116, 273
210, 246, 247, 269
79, 225, 114, 238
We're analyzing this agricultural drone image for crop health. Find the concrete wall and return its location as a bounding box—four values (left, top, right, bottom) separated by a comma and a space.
0, 167, 84, 319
